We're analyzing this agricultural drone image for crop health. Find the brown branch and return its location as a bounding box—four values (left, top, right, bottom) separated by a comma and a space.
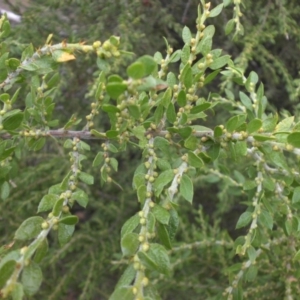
0, 129, 214, 140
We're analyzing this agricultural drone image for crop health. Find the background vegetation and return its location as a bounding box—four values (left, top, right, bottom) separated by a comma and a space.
0, 0, 300, 299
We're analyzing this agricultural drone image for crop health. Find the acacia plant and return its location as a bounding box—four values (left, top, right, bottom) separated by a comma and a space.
1, 1, 300, 299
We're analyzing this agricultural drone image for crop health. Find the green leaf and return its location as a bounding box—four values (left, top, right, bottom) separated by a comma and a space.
204, 70, 221, 84
115, 265, 136, 289
180, 174, 193, 203
11, 282, 24, 300
188, 152, 204, 168
15, 217, 44, 241
72, 189, 89, 208
177, 127, 192, 139
292, 187, 300, 203
52, 198, 64, 217
235, 141, 247, 157
138, 55, 157, 76
153, 169, 174, 196
275, 116, 294, 133
239, 92, 253, 111
154, 136, 170, 155
258, 210, 273, 230
107, 143, 119, 153
161, 87, 172, 108
121, 214, 140, 238
182, 26, 192, 44
209, 55, 230, 70
128, 105, 140, 119
154, 51, 163, 63
167, 209, 179, 240
246, 71, 258, 90
207, 144, 220, 160
137, 185, 147, 203
167, 72, 177, 87
21, 261, 43, 296
3, 112, 23, 130
245, 265, 258, 282
78, 172, 94, 185
6, 58, 20, 70
37, 194, 59, 213
106, 130, 119, 139
127, 61, 145, 79
184, 135, 198, 150
209, 3, 224, 17
180, 63, 193, 89
226, 115, 242, 133
106, 82, 127, 99
236, 211, 252, 229
243, 180, 256, 190
1, 181, 10, 200
177, 90, 186, 107
101, 104, 120, 113
181, 44, 190, 64
0, 260, 16, 289
169, 50, 181, 63
58, 223, 75, 246
247, 119, 262, 134
196, 36, 212, 55
110, 157, 118, 172
93, 151, 104, 167
147, 212, 156, 234
246, 245, 257, 264
59, 215, 78, 225
157, 223, 172, 250
262, 114, 278, 132
252, 134, 275, 142
152, 205, 170, 225
63, 139, 73, 149
190, 102, 211, 114
214, 126, 223, 138
267, 151, 289, 170
138, 243, 170, 275
121, 233, 139, 257
225, 19, 235, 35
0, 20, 10, 39
109, 286, 134, 300
108, 74, 123, 83
166, 103, 176, 123
287, 132, 300, 148
96, 57, 110, 72
33, 238, 48, 263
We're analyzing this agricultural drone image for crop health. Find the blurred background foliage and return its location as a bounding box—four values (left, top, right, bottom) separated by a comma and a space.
1, 0, 300, 299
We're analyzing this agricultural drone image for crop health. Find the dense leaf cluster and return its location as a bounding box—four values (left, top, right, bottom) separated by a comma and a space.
0, 0, 300, 299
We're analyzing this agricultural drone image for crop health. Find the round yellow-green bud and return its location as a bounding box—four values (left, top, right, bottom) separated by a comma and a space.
149, 176, 155, 183
142, 243, 150, 252
20, 246, 28, 255
93, 41, 101, 49
142, 277, 149, 286
133, 262, 140, 270
41, 221, 49, 229
62, 205, 69, 213
198, 63, 205, 69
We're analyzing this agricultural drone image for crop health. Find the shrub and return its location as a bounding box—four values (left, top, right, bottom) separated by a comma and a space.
1, 1, 300, 299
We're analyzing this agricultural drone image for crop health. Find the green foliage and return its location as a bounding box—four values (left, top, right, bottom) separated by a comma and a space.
1, 1, 300, 299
